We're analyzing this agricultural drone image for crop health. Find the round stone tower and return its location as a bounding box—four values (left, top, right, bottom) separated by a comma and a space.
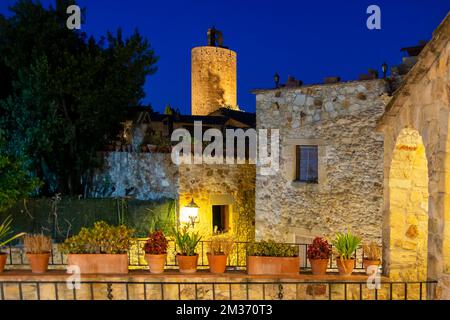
191, 28, 238, 115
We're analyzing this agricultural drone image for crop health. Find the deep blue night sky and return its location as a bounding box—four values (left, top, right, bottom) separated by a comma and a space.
0, 0, 449, 114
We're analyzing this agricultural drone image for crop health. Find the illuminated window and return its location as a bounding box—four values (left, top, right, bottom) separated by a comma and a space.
212, 205, 229, 232
296, 145, 318, 183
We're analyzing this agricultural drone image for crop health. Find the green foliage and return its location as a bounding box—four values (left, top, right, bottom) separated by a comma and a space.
147, 200, 176, 234
0, 131, 41, 212
332, 231, 361, 260
171, 226, 202, 256
247, 240, 298, 257
0, 0, 158, 195
59, 221, 134, 254
2, 197, 175, 241
0, 216, 26, 247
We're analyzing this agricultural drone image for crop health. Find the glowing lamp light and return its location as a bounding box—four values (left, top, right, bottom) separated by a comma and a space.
180, 198, 199, 224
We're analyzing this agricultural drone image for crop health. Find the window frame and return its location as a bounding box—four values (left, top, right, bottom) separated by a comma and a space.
295, 145, 319, 183
212, 204, 230, 233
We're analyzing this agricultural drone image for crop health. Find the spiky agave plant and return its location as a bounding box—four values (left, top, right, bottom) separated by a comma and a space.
0, 216, 26, 247
332, 231, 361, 260
172, 226, 202, 256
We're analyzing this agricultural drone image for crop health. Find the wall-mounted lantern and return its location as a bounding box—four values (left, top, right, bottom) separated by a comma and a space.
180, 198, 199, 226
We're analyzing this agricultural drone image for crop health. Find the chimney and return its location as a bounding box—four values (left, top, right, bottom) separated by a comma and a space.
324, 76, 341, 84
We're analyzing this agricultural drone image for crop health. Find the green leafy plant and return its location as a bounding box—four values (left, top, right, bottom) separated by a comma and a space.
332, 231, 361, 260
59, 221, 134, 254
0, 216, 26, 247
247, 240, 298, 257
172, 226, 201, 256
147, 200, 176, 235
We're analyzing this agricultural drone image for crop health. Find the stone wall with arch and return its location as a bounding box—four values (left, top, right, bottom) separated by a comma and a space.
377, 15, 450, 298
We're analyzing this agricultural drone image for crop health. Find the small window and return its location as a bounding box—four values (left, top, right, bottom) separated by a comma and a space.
212, 205, 229, 233
296, 145, 318, 183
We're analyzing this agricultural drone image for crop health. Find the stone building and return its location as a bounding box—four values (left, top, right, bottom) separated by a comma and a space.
254, 13, 450, 298
93, 28, 256, 241
191, 27, 239, 115
376, 14, 450, 295
90, 16, 450, 297
253, 79, 389, 244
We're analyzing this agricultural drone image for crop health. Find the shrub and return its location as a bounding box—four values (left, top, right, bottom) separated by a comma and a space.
307, 237, 331, 260
208, 234, 234, 256
23, 234, 52, 254
332, 231, 361, 260
0, 216, 26, 247
363, 242, 381, 261
172, 226, 201, 256
143, 230, 168, 255
247, 240, 298, 257
59, 221, 134, 254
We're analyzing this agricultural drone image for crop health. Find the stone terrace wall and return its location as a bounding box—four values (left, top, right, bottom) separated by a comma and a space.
255, 79, 390, 243
91, 152, 178, 200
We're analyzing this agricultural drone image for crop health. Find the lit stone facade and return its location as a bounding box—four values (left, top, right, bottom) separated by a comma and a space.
377, 15, 450, 296
191, 46, 238, 115
254, 79, 389, 244
178, 163, 255, 242
93, 153, 255, 241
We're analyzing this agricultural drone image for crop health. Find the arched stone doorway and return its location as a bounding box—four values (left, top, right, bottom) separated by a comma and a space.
388, 128, 429, 281
377, 14, 450, 298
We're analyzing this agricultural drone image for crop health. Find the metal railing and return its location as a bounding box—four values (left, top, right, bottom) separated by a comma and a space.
0, 280, 437, 300
4, 240, 378, 272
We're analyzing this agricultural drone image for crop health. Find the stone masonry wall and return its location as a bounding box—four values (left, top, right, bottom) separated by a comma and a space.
255, 79, 389, 243
92, 152, 256, 241
179, 163, 256, 242
91, 152, 178, 200
191, 46, 238, 115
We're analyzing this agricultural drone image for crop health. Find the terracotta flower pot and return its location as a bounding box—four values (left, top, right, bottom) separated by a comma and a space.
177, 254, 198, 274
67, 254, 129, 274
247, 256, 300, 275
145, 253, 167, 274
0, 253, 7, 273
309, 258, 329, 275
336, 258, 355, 276
207, 253, 227, 274
363, 259, 381, 275
27, 253, 50, 273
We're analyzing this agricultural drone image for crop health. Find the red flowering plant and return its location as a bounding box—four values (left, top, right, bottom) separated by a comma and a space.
307, 237, 332, 260
143, 230, 168, 255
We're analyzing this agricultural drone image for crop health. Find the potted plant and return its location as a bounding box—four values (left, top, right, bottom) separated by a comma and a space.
172, 226, 202, 274
0, 216, 26, 273
247, 240, 299, 275
363, 242, 381, 275
143, 230, 168, 274
23, 234, 52, 273
207, 233, 234, 274
332, 231, 361, 276
307, 237, 331, 275
59, 221, 134, 274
